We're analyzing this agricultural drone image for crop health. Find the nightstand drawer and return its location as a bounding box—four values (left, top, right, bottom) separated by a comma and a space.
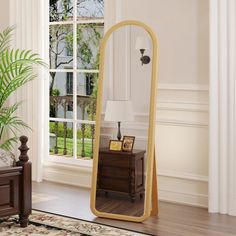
98, 154, 130, 168
99, 177, 129, 192
99, 166, 129, 179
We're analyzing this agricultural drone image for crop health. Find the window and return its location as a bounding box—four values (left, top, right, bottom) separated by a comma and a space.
67, 102, 73, 112
66, 72, 73, 94
49, 0, 104, 159
86, 73, 95, 96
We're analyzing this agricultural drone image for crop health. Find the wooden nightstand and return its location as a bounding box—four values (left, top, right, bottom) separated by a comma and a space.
97, 148, 146, 202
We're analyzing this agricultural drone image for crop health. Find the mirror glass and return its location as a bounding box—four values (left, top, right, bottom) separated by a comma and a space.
94, 25, 153, 217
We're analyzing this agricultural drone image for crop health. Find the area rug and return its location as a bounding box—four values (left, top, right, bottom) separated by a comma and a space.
0, 210, 149, 236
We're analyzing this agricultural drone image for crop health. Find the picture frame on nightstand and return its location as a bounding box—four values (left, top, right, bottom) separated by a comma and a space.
122, 136, 135, 152
109, 140, 122, 151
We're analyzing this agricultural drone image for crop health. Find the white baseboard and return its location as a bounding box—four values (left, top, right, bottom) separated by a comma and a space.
158, 189, 208, 208
158, 169, 208, 182
43, 162, 91, 188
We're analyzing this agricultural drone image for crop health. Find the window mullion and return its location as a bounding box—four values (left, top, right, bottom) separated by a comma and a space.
76, 19, 104, 24
73, 0, 78, 159
49, 21, 74, 26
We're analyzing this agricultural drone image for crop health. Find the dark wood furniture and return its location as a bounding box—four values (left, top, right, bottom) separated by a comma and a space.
0, 136, 31, 227
97, 148, 145, 202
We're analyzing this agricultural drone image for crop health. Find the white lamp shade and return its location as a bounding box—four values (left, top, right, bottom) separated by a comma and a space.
135, 36, 150, 50
104, 100, 134, 122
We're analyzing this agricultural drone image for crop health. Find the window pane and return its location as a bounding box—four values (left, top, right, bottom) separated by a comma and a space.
77, 123, 95, 159
50, 121, 74, 157
50, 0, 73, 22
77, 0, 104, 18
50, 24, 73, 69
77, 23, 103, 69
77, 73, 98, 121
50, 72, 74, 119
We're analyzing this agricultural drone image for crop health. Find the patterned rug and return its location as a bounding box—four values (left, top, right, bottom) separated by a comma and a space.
0, 210, 150, 236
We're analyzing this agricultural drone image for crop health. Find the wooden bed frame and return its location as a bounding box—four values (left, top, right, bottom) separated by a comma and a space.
0, 136, 31, 227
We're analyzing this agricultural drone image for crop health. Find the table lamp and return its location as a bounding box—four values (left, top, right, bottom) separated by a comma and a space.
104, 100, 134, 140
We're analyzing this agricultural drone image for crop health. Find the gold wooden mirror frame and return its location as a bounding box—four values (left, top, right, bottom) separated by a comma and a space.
90, 20, 158, 222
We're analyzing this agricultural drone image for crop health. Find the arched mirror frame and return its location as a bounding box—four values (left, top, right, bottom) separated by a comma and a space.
90, 20, 158, 222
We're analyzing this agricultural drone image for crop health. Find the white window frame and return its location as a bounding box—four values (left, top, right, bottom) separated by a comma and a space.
48, 0, 104, 164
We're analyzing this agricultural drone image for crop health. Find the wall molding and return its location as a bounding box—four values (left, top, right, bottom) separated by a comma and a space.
157, 169, 208, 182
102, 83, 209, 128
102, 116, 208, 129
158, 83, 209, 92
102, 86, 209, 113
102, 120, 208, 129
157, 118, 208, 128
157, 101, 208, 113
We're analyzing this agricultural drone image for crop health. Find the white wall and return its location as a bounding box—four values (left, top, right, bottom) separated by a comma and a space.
120, 0, 209, 86
0, 0, 10, 32
113, 0, 210, 207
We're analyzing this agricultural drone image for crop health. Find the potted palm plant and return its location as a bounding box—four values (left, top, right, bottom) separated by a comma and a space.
0, 27, 45, 150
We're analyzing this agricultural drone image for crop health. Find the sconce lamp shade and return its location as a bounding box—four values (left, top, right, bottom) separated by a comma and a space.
135, 36, 150, 50
104, 100, 134, 122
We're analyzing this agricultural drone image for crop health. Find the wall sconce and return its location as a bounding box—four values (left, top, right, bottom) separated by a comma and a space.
135, 36, 151, 65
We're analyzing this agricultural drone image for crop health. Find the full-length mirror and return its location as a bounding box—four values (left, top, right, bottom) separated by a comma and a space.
91, 20, 158, 222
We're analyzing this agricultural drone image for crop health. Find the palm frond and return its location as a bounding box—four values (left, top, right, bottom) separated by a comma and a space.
0, 137, 18, 151
0, 103, 30, 140
0, 26, 46, 151
0, 48, 46, 107
0, 26, 14, 55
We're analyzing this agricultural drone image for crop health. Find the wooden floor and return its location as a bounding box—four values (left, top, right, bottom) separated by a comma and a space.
96, 191, 144, 216
32, 181, 236, 236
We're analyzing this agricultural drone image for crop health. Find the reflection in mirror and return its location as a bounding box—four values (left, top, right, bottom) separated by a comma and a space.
95, 25, 152, 217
